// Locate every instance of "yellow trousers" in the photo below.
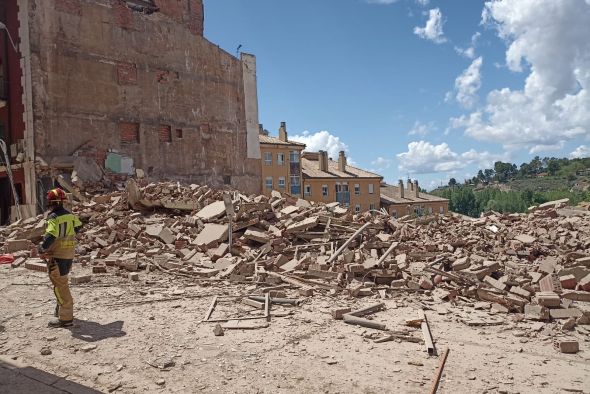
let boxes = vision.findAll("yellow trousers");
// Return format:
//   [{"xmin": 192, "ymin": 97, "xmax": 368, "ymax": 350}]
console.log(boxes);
[{"xmin": 48, "ymin": 261, "xmax": 74, "ymax": 321}]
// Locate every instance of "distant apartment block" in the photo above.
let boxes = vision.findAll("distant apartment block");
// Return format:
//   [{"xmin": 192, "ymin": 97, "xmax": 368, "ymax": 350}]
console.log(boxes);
[
  {"xmin": 301, "ymin": 151, "xmax": 383, "ymax": 213},
  {"xmin": 259, "ymin": 123, "xmax": 305, "ymax": 197},
  {"xmin": 380, "ymin": 179, "xmax": 449, "ymax": 218}
]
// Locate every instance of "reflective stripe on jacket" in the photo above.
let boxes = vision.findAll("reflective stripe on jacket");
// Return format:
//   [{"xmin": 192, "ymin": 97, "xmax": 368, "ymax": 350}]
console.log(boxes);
[{"xmin": 45, "ymin": 210, "xmax": 82, "ymax": 259}]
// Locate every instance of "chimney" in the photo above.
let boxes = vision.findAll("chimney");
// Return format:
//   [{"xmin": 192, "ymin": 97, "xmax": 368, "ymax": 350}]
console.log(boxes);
[
  {"xmin": 398, "ymin": 179, "xmax": 404, "ymax": 199},
  {"xmin": 338, "ymin": 151, "xmax": 347, "ymax": 172},
  {"xmin": 279, "ymin": 122, "xmax": 287, "ymax": 142},
  {"xmin": 318, "ymin": 150, "xmax": 327, "ymax": 172},
  {"xmin": 258, "ymin": 124, "xmax": 268, "ymax": 136},
  {"xmin": 413, "ymin": 180, "xmax": 419, "ymax": 197},
  {"xmin": 407, "ymin": 179, "xmax": 413, "ymax": 193}
]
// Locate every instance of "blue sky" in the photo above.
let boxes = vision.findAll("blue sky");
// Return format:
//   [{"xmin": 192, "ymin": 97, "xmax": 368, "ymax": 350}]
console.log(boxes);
[{"xmin": 204, "ymin": 0, "xmax": 590, "ymax": 190}]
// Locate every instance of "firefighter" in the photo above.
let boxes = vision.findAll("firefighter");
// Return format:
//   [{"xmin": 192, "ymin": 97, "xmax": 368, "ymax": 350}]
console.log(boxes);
[{"xmin": 38, "ymin": 188, "xmax": 83, "ymax": 328}]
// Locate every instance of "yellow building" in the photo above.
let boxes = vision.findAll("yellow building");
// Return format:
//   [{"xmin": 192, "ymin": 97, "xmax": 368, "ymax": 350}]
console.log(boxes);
[
  {"xmin": 380, "ymin": 179, "xmax": 449, "ymax": 218},
  {"xmin": 301, "ymin": 151, "xmax": 383, "ymax": 213},
  {"xmin": 259, "ymin": 123, "xmax": 306, "ymax": 197}
]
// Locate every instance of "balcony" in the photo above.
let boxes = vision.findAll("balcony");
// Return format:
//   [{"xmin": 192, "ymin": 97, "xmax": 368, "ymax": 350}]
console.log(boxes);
[
  {"xmin": 289, "ymin": 162, "xmax": 300, "ymax": 175},
  {"xmin": 336, "ymin": 191, "xmax": 350, "ymax": 205}
]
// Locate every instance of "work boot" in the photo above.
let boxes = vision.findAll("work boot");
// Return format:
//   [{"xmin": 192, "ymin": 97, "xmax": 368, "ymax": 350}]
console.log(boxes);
[{"xmin": 48, "ymin": 319, "xmax": 73, "ymax": 328}]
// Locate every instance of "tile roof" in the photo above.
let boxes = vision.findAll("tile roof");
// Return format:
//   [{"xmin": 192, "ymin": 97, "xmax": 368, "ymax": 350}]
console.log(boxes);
[
  {"xmin": 301, "ymin": 157, "xmax": 383, "ymax": 179},
  {"xmin": 380, "ymin": 184, "xmax": 449, "ymax": 204},
  {"xmin": 259, "ymin": 134, "xmax": 306, "ymax": 147}
]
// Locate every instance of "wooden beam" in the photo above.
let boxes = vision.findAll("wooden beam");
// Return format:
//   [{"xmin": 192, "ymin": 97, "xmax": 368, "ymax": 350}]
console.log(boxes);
[{"xmin": 429, "ymin": 348, "xmax": 450, "ymax": 394}]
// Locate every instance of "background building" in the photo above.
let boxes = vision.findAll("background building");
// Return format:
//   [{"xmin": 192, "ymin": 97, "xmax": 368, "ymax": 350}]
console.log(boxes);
[
  {"xmin": 0, "ymin": 0, "xmax": 262, "ymax": 224},
  {"xmin": 380, "ymin": 179, "xmax": 449, "ymax": 218},
  {"xmin": 259, "ymin": 122, "xmax": 305, "ymax": 197},
  {"xmin": 301, "ymin": 150, "xmax": 382, "ymax": 213}
]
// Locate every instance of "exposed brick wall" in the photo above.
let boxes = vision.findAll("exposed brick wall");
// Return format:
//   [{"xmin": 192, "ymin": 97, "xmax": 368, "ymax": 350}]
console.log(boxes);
[
  {"xmin": 113, "ymin": 0, "xmax": 134, "ymax": 29},
  {"xmin": 55, "ymin": 0, "xmax": 82, "ymax": 16},
  {"xmin": 187, "ymin": 0, "xmax": 204, "ymax": 36},
  {"xmin": 155, "ymin": 0, "xmax": 203, "ymax": 36},
  {"xmin": 158, "ymin": 125, "xmax": 172, "ymax": 142},
  {"xmin": 120, "ymin": 122, "xmax": 140, "ymax": 143},
  {"xmin": 28, "ymin": 0, "xmax": 261, "ymax": 194},
  {"xmin": 117, "ymin": 63, "xmax": 137, "ymax": 85}
]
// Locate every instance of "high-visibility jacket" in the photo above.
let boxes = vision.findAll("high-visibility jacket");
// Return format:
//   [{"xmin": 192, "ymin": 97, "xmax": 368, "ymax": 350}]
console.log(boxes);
[{"xmin": 44, "ymin": 208, "xmax": 82, "ymax": 259}]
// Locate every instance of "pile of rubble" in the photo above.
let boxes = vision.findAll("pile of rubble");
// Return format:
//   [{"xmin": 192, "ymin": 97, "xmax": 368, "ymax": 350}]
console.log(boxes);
[{"xmin": 1, "ymin": 181, "xmax": 589, "ymax": 353}]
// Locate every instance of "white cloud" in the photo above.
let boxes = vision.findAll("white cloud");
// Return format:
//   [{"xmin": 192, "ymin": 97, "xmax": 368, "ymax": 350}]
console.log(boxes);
[
  {"xmin": 452, "ymin": 57, "xmax": 483, "ymax": 108},
  {"xmin": 290, "ymin": 131, "xmax": 349, "ymax": 160},
  {"xmin": 570, "ymin": 145, "xmax": 590, "ymax": 158},
  {"xmin": 416, "ymin": 0, "xmax": 430, "ymax": 6},
  {"xmin": 397, "ymin": 140, "xmax": 506, "ymax": 174},
  {"xmin": 371, "ymin": 157, "xmax": 392, "ymax": 171},
  {"xmin": 414, "ymin": 8, "xmax": 446, "ymax": 44},
  {"xmin": 408, "ymin": 120, "xmax": 435, "ymax": 136},
  {"xmin": 452, "ymin": 0, "xmax": 590, "ymax": 152},
  {"xmin": 455, "ymin": 32, "xmax": 481, "ymax": 59}
]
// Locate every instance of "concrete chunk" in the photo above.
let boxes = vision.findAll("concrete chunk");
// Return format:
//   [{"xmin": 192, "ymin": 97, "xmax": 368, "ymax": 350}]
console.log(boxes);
[
  {"xmin": 195, "ymin": 201, "xmax": 226, "ymax": 221},
  {"xmin": 193, "ymin": 224, "xmax": 228, "ymax": 248},
  {"xmin": 244, "ymin": 228, "xmax": 270, "ymax": 244}
]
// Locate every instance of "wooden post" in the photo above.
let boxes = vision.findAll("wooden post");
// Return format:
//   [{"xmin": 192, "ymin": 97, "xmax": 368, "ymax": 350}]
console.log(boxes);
[
  {"xmin": 327, "ymin": 222, "xmax": 372, "ymax": 264},
  {"xmin": 376, "ymin": 242, "xmax": 399, "ymax": 266}
]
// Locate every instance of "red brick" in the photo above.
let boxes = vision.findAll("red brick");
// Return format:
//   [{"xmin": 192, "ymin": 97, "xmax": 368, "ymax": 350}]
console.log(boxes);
[
  {"xmin": 539, "ymin": 273, "xmax": 562, "ymax": 293},
  {"xmin": 117, "ymin": 63, "xmax": 137, "ymax": 85},
  {"xmin": 559, "ymin": 274, "xmax": 577, "ymax": 290},
  {"xmin": 119, "ymin": 122, "xmax": 139, "ymax": 143},
  {"xmin": 578, "ymin": 274, "xmax": 590, "ymax": 292},
  {"xmin": 25, "ymin": 262, "xmax": 48, "ymax": 272},
  {"xmin": 113, "ymin": 1, "xmax": 134, "ymax": 29}
]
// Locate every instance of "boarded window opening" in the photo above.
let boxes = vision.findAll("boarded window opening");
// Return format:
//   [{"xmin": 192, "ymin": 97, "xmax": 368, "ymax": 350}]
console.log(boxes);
[
  {"xmin": 159, "ymin": 125, "xmax": 172, "ymax": 143},
  {"xmin": 120, "ymin": 122, "xmax": 140, "ymax": 144}
]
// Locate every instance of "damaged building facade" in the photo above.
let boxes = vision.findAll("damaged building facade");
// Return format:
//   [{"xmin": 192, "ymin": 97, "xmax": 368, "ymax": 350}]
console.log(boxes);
[{"xmin": 0, "ymin": 0, "xmax": 261, "ymax": 223}]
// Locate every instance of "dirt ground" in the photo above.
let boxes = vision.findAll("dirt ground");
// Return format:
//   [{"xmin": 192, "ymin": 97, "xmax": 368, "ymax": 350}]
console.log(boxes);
[{"xmin": 1, "ymin": 264, "xmax": 589, "ymax": 394}]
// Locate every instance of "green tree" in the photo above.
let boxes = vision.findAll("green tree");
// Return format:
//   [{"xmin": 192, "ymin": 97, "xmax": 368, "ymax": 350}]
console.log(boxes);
[{"xmin": 448, "ymin": 178, "xmax": 457, "ymax": 187}]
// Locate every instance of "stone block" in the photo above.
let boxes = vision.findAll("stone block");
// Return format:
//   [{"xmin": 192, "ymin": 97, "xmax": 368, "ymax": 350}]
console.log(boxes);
[
  {"xmin": 70, "ymin": 275, "xmax": 91, "ymax": 285},
  {"xmin": 452, "ymin": 256, "xmax": 470, "ymax": 271},
  {"xmin": 536, "ymin": 291, "xmax": 561, "ymax": 307},
  {"xmin": 524, "ymin": 304, "xmax": 549, "ymax": 321},
  {"xmin": 484, "ymin": 275, "xmax": 507, "ymax": 291},
  {"xmin": 92, "ymin": 265, "xmax": 107, "ymax": 274},
  {"xmin": 549, "ymin": 308, "xmax": 583, "ymax": 319},
  {"xmin": 558, "ymin": 341, "xmax": 579, "ymax": 354},
  {"xmin": 5, "ymin": 239, "xmax": 33, "ymax": 253},
  {"xmin": 332, "ymin": 308, "xmax": 352, "ymax": 320}
]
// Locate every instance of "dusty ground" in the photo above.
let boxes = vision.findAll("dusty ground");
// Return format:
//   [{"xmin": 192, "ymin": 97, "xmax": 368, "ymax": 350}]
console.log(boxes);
[{"xmin": 1, "ymin": 264, "xmax": 589, "ymax": 394}]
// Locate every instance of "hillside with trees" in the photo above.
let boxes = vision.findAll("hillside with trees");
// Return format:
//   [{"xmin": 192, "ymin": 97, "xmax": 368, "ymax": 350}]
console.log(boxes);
[{"xmin": 432, "ymin": 156, "xmax": 590, "ymax": 217}]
